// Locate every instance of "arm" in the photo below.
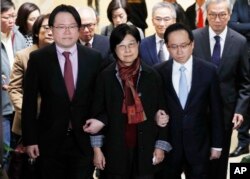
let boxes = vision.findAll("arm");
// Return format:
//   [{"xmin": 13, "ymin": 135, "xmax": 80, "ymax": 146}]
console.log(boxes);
[
  {"xmin": 228, "ymin": 1, "xmax": 250, "ymax": 33},
  {"xmin": 8, "ymin": 53, "xmax": 25, "ymax": 117}
]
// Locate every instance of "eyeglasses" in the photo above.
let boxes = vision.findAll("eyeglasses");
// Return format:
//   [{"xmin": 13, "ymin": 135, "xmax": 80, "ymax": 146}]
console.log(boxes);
[
  {"xmin": 167, "ymin": 41, "xmax": 192, "ymax": 51},
  {"xmin": 41, "ymin": 25, "xmax": 51, "ymax": 32},
  {"xmin": 80, "ymin": 23, "xmax": 95, "ymax": 30},
  {"xmin": 1, "ymin": 14, "xmax": 17, "ymax": 21},
  {"xmin": 154, "ymin": 17, "xmax": 173, "ymax": 23},
  {"xmin": 116, "ymin": 41, "xmax": 138, "ymax": 51},
  {"xmin": 52, "ymin": 25, "xmax": 79, "ymax": 32},
  {"xmin": 208, "ymin": 13, "xmax": 228, "ymax": 20}
]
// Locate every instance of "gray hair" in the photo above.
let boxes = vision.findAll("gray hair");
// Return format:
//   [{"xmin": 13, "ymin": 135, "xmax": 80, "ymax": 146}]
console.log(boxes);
[
  {"xmin": 206, "ymin": 0, "xmax": 231, "ymax": 13},
  {"xmin": 152, "ymin": 2, "xmax": 176, "ymax": 19}
]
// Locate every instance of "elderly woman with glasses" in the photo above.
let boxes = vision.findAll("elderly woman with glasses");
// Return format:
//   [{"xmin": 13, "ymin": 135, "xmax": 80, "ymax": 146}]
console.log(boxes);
[{"xmin": 86, "ymin": 24, "xmax": 172, "ymax": 179}]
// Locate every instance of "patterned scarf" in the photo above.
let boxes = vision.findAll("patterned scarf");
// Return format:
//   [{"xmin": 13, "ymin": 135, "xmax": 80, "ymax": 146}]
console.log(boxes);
[{"xmin": 117, "ymin": 57, "xmax": 147, "ymax": 124}]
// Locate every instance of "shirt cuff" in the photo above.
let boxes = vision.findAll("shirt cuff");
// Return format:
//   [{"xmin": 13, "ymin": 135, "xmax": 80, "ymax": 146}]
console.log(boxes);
[
  {"xmin": 211, "ymin": 147, "xmax": 222, "ymax": 151},
  {"xmin": 155, "ymin": 140, "xmax": 172, "ymax": 152},
  {"xmin": 90, "ymin": 135, "xmax": 104, "ymax": 148}
]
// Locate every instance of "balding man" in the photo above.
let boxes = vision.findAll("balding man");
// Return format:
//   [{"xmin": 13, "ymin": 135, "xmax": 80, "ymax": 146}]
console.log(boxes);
[{"xmin": 78, "ymin": 7, "xmax": 111, "ymax": 62}]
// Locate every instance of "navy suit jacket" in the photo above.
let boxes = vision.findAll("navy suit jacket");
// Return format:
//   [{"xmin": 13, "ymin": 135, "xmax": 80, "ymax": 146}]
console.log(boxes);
[
  {"xmin": 193, "ymin": 27, "xmax": 250, "ymax": 130},
  {"xmin": 22, "ymin": 43, "xmax": 103, "ymax": 158},
  {"xmin": 156, "ymin": 58, "xmax": 224, "ymax": 164},
  {"xmin": 92, "ymin": 34, "xmax": 111, "ymax": 61},
  {"xmin": 229, "ymin": 0, "xmax": 250, "ymax": 37},
  {"xmin": 140, "ymin": 35, "xmax": 162, "ymax": 66}
]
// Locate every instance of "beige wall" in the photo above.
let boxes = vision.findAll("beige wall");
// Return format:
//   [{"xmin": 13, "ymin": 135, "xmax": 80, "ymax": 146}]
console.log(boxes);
[{"xmin": 13, "ymin": 0, "xmax": 195, "ymax": 36}]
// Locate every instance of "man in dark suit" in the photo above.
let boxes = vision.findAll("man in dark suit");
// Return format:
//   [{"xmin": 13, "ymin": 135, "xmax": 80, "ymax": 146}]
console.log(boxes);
[
  {"xmin": 78, "ymin": 7, "xmax": 111, "ymax": 61},
  {"xmin": 156, "ymin": 23, "xmax": 224, "ymax": 179},
  {"xmin": 185, "ymin": 0, "xmax": 206, "ymax": 30},
  {"xmin": 192, "ymin": 0, "xmax": 250, "ymax": 179},
  {"xmin": 22, "ymin": 5, "xmax": 103, "ymax": 179},
  {"xmin": 140, "ymin": 1, "xmax": 176, "ymax": 66},
  {"xmin": 228, "ymin": 0, "xmax": 250, "ymax": 157}
]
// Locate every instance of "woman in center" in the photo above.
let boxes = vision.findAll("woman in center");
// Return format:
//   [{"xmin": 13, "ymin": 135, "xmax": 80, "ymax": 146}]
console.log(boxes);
[{"xmin": 90, "ymin": 24, "xmax": 171, "ymax": 179}]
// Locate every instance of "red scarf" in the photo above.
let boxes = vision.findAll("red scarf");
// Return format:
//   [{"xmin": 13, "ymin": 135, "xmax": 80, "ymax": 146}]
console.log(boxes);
[{"xmin": 117, "ymin": 57, "xmax": 147, "ymax": 124}]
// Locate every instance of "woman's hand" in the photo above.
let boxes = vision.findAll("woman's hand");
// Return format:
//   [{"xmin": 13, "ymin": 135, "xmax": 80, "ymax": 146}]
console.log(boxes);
[{"xmin": 155, "ymin": 109, "xmax": 169, "ymax": 127}]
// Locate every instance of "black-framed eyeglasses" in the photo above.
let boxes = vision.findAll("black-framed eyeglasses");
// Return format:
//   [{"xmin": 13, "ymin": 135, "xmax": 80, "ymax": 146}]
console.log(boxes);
[
  {"xmin": 80, "ymin": 23, "xmax": 95, "ymax": 30},
  {"xmin": 167, "ymin": 41, "xmax": 192, "ymax": 51}
]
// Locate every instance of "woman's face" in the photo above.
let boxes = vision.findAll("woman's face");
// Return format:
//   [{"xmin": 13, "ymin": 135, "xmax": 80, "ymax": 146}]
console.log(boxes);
[
  {"xmin": 27, "ymin": 9, "xmax": 40, "ymax": 33},
  {"xmin": 112, "ymin": 8, "xmax": 127, "ymax": 27},
  {"xmin": 38, "ymin": 18, "xmax": 53, "ymax": 46},
  {"xmin": 115, "ymin": 34, "xmax": 139, "ymax": 66}
]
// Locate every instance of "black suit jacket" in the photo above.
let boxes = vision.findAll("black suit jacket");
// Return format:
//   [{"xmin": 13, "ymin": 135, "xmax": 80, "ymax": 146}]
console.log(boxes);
[
  {"xmin": 22, "ymin": 43, "xmax": 103, "ymax": 157},
  {"xmin": 91, "ymin": 61, "xmax": 168, "ymax": 175},
  {"xmin": 193, "ymin": 27, "xmax": 250, "ymax": 130},
  {"xmin": 185, "ymin": 3, "xmax": 196, "ymax": 30},
  {"xmin": 156, "ymin": 58, "xmax": 224, "ymax": 165}
]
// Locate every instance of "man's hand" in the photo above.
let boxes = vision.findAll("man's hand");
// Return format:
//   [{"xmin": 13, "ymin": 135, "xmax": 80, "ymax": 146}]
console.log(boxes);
[
  {"xmin": 152, "ymin": 148, "xmax": 165, "ymax": 165},
  {"xmin": 232, "ymin": 113, "xmax": 244, "ymax": 129},
  {"xmin": 26, "ymin": 145, "xmax": 40, "ymax": 159},
  {"xmin": 83, "ymin": 119, "xmax": 105, "ymax": 134},
  {"xmin": 155, "ymin": 109, "xmax": 169, "ymax": 127},
  {"xmin": 93, "ymin": 147, "xmax": 105, "ymax": 170},
  {"xmin": 210, "ymin": 148, "xmax": 221, "ymax": 160}
]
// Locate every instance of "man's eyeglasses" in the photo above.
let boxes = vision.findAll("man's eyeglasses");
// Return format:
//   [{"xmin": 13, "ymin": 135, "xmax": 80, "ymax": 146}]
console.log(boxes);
[
  {"xmin": 52, "ymin": 25, "xmax": 79, "ymax": 32},
  {"xmin": 154, "ymin": 17, "xmax": 173, "ymax": 23},
  {"xmin": 41, "ymin": 25, "xmax": 51, "ymax": 32},
  {"xmin": 1, "ymin": 14, "xmax": 17, "ymax": 21},
  {"xmin": 80, "ymin": 23, "xmax": 95, "ymax": 30},
  {"xmin": 208, "ymin": 13, "xmax": 228, "ymax": 20},
  {"xmin": 167, "ymin": 41, "xmax": 192, "ymax": 51}
]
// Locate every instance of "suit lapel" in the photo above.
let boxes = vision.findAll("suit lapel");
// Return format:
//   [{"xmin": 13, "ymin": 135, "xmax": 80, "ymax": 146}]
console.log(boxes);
[
  {"xmin": 149, "ymin": 35, "xmax": 160, "ymax": 64},
  {"xmin": 202, "ymin": 28, "xmax": 212, "ymax": 61},
  {"xmin": 219, "ymin": 29, "xmax": 233, "ymax": 73}
]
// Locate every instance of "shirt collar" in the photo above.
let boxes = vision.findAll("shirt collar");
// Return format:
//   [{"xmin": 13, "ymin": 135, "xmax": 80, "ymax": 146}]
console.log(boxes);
[
  {"xmin": 56, "ymin": 44, "xmax": 77, "ymax": 55},
  {"xmin": 209, "ymin": 26, "xmax": 228, "ymax": 41},
  {"xmin": 195, "ymin": 2, "xmax": 206, "ymax": 11},
  {"xmin": 155, "ymin": 34, "xmax": 164, "ymax": 43},
  {"xmin": 79, "ymin": 37, "xmax": 94, "ymax": 46},
  {"xmin": 173, "ymin": 55, "xmax": 193, "ymax": 70}
]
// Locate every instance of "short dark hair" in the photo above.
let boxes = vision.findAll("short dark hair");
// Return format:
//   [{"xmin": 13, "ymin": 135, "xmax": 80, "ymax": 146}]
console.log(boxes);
[
  {"xmin": 110, "ymin": 24, "xmax": 140, "ymax": 59},
  {"xmin": 1, "ymin": 0, "xmax": 15, "ymax": 13},
  {"xmin": 48, "ymin": 4, "xmax": 81, "ymax": 28},
  {"xmin": 164, "ymin": 23, "xmax": 194, "ymax": 44},
  {"xmin": 32, "ymin": 14, "xmax": 50, "ymax": 45},
  {"xmin": 16, "ymin": 2, "xmax": 40, "ymax": 35},
  {"xmin": 107, "ymin": 0, "xmax": 130, "ymax": 24}
]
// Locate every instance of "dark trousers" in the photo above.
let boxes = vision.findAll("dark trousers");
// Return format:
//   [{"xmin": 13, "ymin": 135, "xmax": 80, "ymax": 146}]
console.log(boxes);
[
  {"xmin": 99, "ymin": 148, "xmax": 154, "ymax": 179},
  {"xmin": 37, "ymin": 134, "xmax": 94, "ymax": 179},
  {"xmin": 208, "ymin": 128, "xmax": 232, "ymax": 179}
]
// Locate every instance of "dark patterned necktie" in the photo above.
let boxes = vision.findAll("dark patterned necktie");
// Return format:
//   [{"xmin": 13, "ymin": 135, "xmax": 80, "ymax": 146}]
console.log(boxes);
[
  {"xmin": 62, "ymin": 51, "xmax": 74, "ymax": 100},
  {"xmin": 158, "ymin": 40, "xmax": 165, "ymax": 62},
  {"xmin": 211, "ymin": 35, "xmax": 221, "ymax": 67},
  {"xmin": 85, "ymin": 42, "xmax": 91, "ymax": 48}
]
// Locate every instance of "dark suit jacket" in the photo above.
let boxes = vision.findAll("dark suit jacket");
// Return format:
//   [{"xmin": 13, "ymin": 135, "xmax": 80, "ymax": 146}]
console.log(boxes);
[
  {"xmin": 185, "ymin": 3, "xmax": 196, "ymax": 30},
  {"xmin": 22, "ymin": 43, "xmax": 103, "ymax": 158},
  {"xmin": 193, "ymin": 27, "xmax": 250, "ymax": 130},
  {"xmin": 228, "ymin": 0, "xmax": 250, "ymax": 38},
  {"xmin": 156, "ymin": 58, "xmax": 224, "ymax": 165},
  {"xmin": 92, "ymin": 34, "xmax": 111, "ymax": 61},
  {"xmin": 91, "ymin": 61, "xmax": 168, "ymax": 175},
  {"xmin": 140, "ymin": 35, "xmax": 161, "ymax": 66}
]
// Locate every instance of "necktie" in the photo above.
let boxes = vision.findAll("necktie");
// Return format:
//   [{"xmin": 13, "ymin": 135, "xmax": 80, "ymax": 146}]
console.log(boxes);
[
  {"xmin": 179, "ymin": 66, "xmax": 188, "ymax": 109},
  {"xmin": 62, "ymin": 51, "xmax": 74, "ymax": 100},
  {"xmin": 211, "ymin": 36, "xmax": 221, "ymax": 67},
  {"xmin": 85, "ymin": 42, "xmax": 91, "ymax": 48},
  {"xmin": 197, "ymin": 7, "xmax": 204, "ymax": 28},
  {"xmin": 158, "ymin": 40, "xmax": 165, "ymax": 62}
]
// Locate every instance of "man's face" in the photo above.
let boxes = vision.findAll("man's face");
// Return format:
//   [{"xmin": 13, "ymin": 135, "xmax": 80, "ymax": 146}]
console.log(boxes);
[
  {"xmin": 152, "ymin": 7, "xmax": 176, "ymax": 38},
  {"xmin": 79, "ymin": 13, "xmax": 96, "ymax": 42},
  {"xmin": 1, "ymin": 7, "xmax": 16, "ymax": 34},
  {"xmin": 207, "ymin": 1, "xmax": 230, "ymax": 34},
  {"xmin": 51, "ymin": 12, "xmax": 79, "ymax": 49},
  {"xmin": 167, "ymin": 30, "xmax": 194, "ymax": 64}
]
